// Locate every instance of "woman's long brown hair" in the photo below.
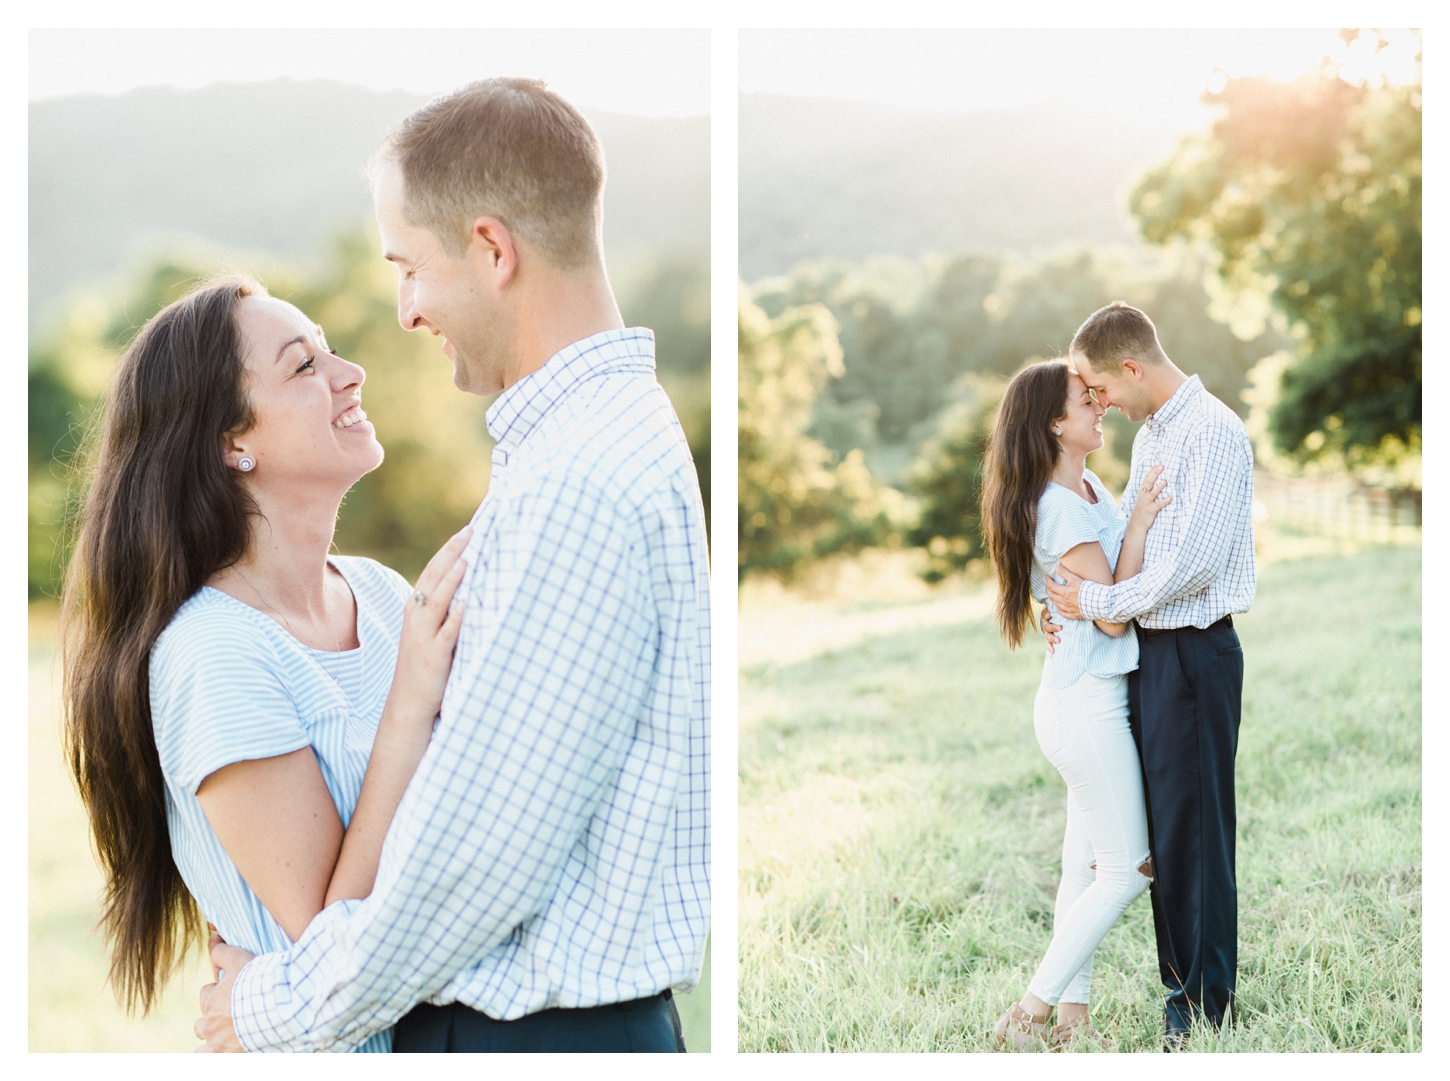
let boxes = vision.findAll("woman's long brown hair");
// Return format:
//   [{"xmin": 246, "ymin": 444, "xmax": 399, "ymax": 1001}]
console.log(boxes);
[
  {"xmin": 61, "ymin": 275, "xmax": 264, "ymax": 1012},
  {"xmin": 980, "ymin": 359, "xmax": 1071, "ymax": 649}
]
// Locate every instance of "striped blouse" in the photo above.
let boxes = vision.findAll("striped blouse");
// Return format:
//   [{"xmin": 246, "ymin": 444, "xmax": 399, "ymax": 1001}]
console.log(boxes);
[
  {"xmin": 1032, "ymin": 471, "xmax": 1140, "ymax": 689},
  {"xmin": 149, "ymin": 555, "xmax": 412, "ymax": 1054}
]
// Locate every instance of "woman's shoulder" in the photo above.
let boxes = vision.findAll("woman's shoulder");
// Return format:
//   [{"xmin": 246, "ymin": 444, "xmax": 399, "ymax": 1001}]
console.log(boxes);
[
  {"xmin": 1037, "ymin": 481, "xmax": 1092, "ymax": 519},
  {"xmin": 149, "ymin": 591, "xmax": 312, "ymax": 774},
  {"xmin": 331, "ymin": 554, "xmax": 412, "ymax": 608},
  {"xmin": 1034, "ymin": 482, "xmax": 1103, "ymax": 556},
  {"xmin": 150, "ymin": 591, "xmax": 302, "ymax": 710},
  {"xmin": 152, "ymin": 588, "xmax": 281, "ymax": 668},
  {"xmin": 1081, "ymin": 469, "xmax": 1121, "ymax": 510},
  {"xmin": 150, "ymin": 599, "xmax": 315, "ymax": 794}
]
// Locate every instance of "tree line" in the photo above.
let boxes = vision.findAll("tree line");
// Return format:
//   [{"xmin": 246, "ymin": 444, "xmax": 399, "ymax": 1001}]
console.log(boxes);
[{"xmin": 740, "ymin": 62, "xmax": 1420, "ymax": 583}]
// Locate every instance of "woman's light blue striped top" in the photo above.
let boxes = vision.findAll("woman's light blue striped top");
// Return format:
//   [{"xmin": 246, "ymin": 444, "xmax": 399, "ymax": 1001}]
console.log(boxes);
[
  {"xmin": 1032, "ymin": 470, "xmax": 1140, "ymax": 689},
  {"xmin": 150, "ymin": 556, "xmax": 410, "ymax": 1054}
]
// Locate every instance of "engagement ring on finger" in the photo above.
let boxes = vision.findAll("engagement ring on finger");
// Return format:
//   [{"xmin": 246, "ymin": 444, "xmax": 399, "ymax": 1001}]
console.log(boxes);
[{"xmin": 412, "ymin": 590, "xmax": 428, "ymax": 607}]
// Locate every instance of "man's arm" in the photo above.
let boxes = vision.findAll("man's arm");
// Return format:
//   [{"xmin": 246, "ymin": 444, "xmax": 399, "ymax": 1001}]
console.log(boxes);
[
  {"xmin": 1070, "ymin": 427, "xmax": 1249, "ymax": 623},
  {"xmin": 224, "ymin": 476, "xmax": 658, "ymax": 1052}
]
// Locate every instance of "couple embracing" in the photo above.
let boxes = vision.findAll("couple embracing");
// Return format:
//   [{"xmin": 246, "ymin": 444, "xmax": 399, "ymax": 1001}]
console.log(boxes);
[
  {"xmin": 62, "ymin": 79, "xmax": 709, "ymax": 1053},
  {"xmin": 983, "ymin": 302, "xmax": 1255, "ymax": 1050}
]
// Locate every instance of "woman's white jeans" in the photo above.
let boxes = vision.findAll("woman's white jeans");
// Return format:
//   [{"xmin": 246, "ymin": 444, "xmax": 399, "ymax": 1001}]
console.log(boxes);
[{"xmin": 1026, "ymin": 671, "xmax": 1151, "ymax": 1006}]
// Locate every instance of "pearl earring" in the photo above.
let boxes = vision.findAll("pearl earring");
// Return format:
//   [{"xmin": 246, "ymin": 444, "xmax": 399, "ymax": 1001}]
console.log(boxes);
[
  {"xmin": 238, "ymin": 456, "xmax": 255, "ymax": 472},
  {"xmin": 1053, "ymin": 428, "xmax": 1062, "ymax": 436}
]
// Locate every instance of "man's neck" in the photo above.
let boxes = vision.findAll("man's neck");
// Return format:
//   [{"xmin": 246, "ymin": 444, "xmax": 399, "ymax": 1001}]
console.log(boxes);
[
  {"xmin": 1145, "ymin": 360, "xmax": 1190, "ymax": 416},
  {"xmin": 504, "ymin": 262, "xmax": 624, "ymax": 391}
]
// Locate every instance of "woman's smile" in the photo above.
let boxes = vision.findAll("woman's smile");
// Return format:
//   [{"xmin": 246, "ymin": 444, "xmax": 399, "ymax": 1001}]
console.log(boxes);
[{"xmin": 333, "ymin": 403, "xmax": 370, "ymax": 431}]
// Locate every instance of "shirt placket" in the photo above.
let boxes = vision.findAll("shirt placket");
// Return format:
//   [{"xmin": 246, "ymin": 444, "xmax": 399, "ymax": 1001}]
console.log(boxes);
[{"xmin": 1135, "ymin": 417, "xmax": 1165, "ymax": 625}]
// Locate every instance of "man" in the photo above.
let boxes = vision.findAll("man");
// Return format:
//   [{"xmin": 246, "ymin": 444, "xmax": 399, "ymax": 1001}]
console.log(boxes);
[
  {"xmin": 1043, "ymin": 301, "xmax": 1254, "ymax": 1047},
  {"xmin": 196, "ymin": 78, "xmax": 709, "ymax": 1053}
]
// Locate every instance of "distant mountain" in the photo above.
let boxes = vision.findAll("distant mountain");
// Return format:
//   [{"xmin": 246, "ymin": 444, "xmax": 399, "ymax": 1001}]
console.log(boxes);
[
  {"xmin": 740, "ymin": 93, "xmax": 1194, "ymax": 280},
  {"xmin": 29, "ymin": 80, "xmax": 708, "ymax": 333}
]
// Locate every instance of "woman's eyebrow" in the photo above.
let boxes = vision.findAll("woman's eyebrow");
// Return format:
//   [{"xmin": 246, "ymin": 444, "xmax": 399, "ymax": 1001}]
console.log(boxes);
[{"xmin": 274, "ymin": 335, "xmax": 308, "ymax": 364}]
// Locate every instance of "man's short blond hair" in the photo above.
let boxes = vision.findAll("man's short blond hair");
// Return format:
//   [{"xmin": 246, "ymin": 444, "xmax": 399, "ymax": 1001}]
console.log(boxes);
[
  {"xmin": 1070, "ymin": 301, "xmax": 1169, "ymax": 372},
  {"xmin": 374, "ymin": 77, "xmax": 605, "ymax": 269}
]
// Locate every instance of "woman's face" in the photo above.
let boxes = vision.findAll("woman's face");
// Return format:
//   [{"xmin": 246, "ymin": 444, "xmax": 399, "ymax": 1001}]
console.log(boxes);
[
  {"xmin": 1055, "ymin": 371, "xmax": 1106, "ymax": 456},
  {"xmin": 230, "ymin": 295, "xmax": 384, "ymax": 493}
]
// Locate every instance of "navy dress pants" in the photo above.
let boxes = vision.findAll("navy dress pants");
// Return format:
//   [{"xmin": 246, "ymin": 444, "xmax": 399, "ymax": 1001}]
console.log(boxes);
[
  {"xmin": 392, "ymin": 990, "xmax": 686, "ymax": 1052},
  {"xmin": 1128, "ymin": 616, "xmax": 1244, "ymax": 1032}
]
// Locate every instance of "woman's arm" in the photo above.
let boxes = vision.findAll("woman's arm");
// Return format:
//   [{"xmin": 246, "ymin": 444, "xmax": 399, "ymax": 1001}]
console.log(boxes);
[
  {"xmin": 195, "ymin": 751, "xmax": 344, "ymax": 941},
  {"xmin": 322, "ymin": 571, "xmax": 463, "ymax": 906},
  {"xmin": 1055, "ymin": 541, "xmax": 1128, "ymax": 638},
  {"xmin": 1114, "ymin": 464, "xmax": 1172, "ymax": 583},
  {"xmin": 196, "ymin": 527, "xmax": 471, "ymax": 941}
]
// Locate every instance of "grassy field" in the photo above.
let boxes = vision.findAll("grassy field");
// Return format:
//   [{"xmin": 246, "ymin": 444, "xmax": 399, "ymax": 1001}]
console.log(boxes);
[
  {"xmin": 739, "ymin": 545, "xmax": 1421, "ymax": 1052},
  {"xmin": 28, "ymin": 608, "xmax": 710, "ymax": 1052}
]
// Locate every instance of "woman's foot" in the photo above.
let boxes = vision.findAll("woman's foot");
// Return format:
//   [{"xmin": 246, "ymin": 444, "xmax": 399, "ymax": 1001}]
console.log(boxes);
[
  {"xmin": 992, "ymin": 1003, "xmax": 1052, "ymax": 1052},
  {"xmin": 1049, "ymin": 1014, "xmax": 1114, "ymax": 1052}
]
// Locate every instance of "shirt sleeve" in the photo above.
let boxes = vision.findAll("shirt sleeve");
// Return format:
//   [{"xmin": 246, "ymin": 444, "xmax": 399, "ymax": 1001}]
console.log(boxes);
[
  {"xmin": 151, "ymin": 614, "xmax": 311, "ymax": 796},
  {"xmin": 377, "ymin": 562, "xmax": 414, "ymax": 606},
  {"xmin": 1079, "ymin": 424, "xmax": 1251, "ymax": 623},
  {"xmin": 230, "ymin": 467, "xmax": 659, "ymax": 1052},
  {"xmin": 1036, "ymin": 488, "xmax": 1105, "ymax": 568},
  {"xmin": 338, "ymin": 556, "xmax": 412, "ymax": 608}
]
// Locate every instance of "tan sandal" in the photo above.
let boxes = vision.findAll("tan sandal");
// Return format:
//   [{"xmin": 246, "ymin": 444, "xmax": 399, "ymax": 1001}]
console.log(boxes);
[
  {"xmin": 992, "ymin": 1003, "xmax": 1052, "ymax": 1052},
  {"xmin": 1049, "ymin": 1016, "xmax": 1115, "ymax": 1051}
]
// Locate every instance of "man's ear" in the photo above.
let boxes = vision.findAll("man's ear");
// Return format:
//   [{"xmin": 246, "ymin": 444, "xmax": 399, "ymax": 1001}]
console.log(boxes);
[
  {"xmin": 1121, "ymin": 358, "xmax": 1145, "ymax": 383},
  {"xmin": 468, "ymin": 216, "xmax": 518, "ymax": 288}
]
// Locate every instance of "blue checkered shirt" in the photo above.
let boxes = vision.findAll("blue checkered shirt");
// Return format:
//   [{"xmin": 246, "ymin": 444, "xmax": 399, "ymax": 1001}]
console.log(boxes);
[
  {"xmin": 1077, "ymin": 375, "xmax": 1257, "ymax": 629},
  {"xmin": 231, "ymin": 328, "xmax": 711, "ymax": 1051}
]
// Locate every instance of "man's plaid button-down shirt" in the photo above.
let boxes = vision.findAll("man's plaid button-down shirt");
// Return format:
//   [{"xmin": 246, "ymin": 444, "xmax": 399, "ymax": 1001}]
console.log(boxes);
[
  {"xmin": 232, "ymin": 328, "xmax": 710, "ymax": 1051},
  {"xmin": 1078, "ymin": 374, "xmax": 1256, "ymax": 630}
]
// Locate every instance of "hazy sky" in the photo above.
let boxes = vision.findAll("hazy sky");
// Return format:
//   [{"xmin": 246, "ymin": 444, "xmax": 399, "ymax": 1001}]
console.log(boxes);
[
  {"xmin": 740, "ymin": 28, "xmax": 1420, "ymax": 129},
  {"xmin": 29, "ymin": 28, "xmax": 711, "ymax": 116}
]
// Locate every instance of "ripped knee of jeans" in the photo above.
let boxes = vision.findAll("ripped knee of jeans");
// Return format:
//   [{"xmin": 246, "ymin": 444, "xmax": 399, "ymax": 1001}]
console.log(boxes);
[{"xmin": 1088, "ymin": 859, "xmax": 1154, "ymax": 879}]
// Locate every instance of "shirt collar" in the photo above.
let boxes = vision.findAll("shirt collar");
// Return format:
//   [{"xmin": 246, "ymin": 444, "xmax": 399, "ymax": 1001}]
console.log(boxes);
[
  {"xmin": 485, "ymin": 327, "xmax": 656, "ymax": 449},
  {"xmin": 1146, "ymin": 373, "xmax": 1201, "ymax": 430}
]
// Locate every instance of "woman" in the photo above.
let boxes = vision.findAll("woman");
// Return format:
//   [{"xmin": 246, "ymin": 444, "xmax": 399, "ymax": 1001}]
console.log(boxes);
[
  {"xmin": 980, "ymin": 358, "xmax": 1170, "ymax": 1051},
  {"xmin": 61, "ymin": 275, "xmax": 470, "ymax": 1053}
]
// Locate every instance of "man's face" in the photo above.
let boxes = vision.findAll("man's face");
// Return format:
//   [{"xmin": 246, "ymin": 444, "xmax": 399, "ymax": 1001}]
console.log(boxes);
[
  {"xmin": 373, "ymin": 160, "xmax": 507, "ymax": 396},
  {"xmin": 1071, "ymin": 351, "xmax": 1153, "ymax": 423}
]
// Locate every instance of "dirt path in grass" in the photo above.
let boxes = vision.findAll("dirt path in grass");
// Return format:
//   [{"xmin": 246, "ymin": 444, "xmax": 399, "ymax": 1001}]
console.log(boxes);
[{"xmin": 739, "ymin": 586, "xmax": 997, "ymax": 668}]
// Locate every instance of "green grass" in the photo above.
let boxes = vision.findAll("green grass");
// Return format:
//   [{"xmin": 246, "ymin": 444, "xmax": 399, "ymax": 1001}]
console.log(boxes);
[
  {"xmin": 738, "ymin": 547, "xmax": 1421, "ymax": 1052},
  {"xmin": 29, "ymin": 609, "xmax": 710, "ymax": 1052}
]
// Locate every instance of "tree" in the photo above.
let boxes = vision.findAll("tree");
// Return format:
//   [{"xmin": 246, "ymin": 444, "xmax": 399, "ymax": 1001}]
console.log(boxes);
[
  {"xmin": 749, "ymin": 249, "xmax": 1284, "ymax": 479},
  {"xmin": 905, "ymin": 376, "xmax": 1002, "ymax": 583},
  {"xmin": 1131, "ymin": 45, "xmax": 1421, "ymax": 469},
  {"xmin": 738, "ymin": 294, "xmax": 895, "ymax": 582}
]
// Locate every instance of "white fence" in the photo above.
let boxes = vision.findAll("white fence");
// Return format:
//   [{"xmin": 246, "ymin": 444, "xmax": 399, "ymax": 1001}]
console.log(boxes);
[{"xmin": 1253, "ymin": 470, "xmax": 1421, "ymax": 546}]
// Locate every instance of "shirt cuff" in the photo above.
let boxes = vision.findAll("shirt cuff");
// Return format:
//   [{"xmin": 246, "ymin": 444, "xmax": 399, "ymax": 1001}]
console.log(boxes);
[
  {"xmin": 230, "ymin": 899, "xmax": 384, "ymax": 1053},
  {"xmin": 1078, "ymin": 579, "xmax": 1113, "ymax": 621},
  {"xmin": 231, "ymin": 950, "xmax": 297, "ymax": 1053}
]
